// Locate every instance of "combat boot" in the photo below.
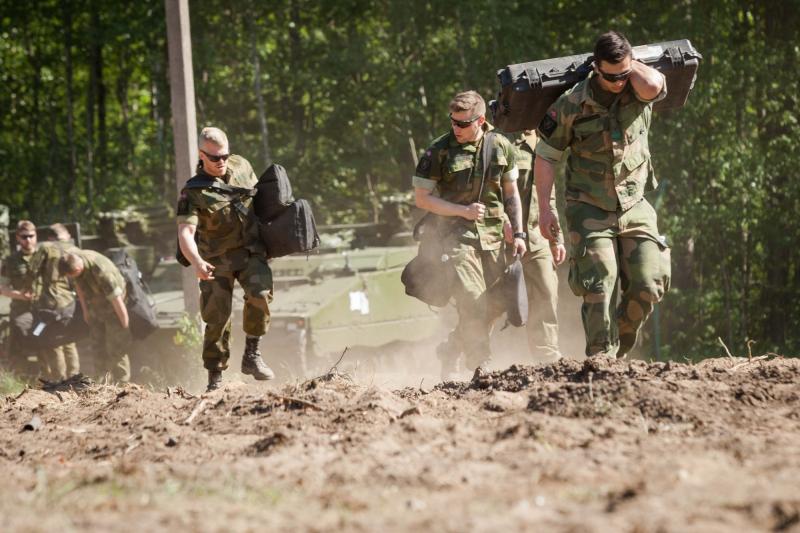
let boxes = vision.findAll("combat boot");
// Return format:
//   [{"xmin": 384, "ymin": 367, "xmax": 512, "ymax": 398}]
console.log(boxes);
[
  {"xmin": 207, "ymin": 370, "xmax": 223, "ymax": 392},
  {"xmin": 241, "ymin": 336, "xmax": 275, "ymax": 381}
]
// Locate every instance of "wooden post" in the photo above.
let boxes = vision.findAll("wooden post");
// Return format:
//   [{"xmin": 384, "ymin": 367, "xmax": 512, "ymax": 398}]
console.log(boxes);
[{"xmin": 165, "ymin": 0, "xmax": 200, "ymax": 315}]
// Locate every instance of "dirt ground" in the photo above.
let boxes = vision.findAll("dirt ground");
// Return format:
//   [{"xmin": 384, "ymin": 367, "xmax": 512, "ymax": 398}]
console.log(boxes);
[{"xmin": 1, "ymin": 355, "xmax": 799, "ymax": 533}]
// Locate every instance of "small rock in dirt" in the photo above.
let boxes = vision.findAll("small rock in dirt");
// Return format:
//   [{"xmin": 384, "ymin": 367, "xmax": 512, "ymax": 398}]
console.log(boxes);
[
  {"xmin": 165, "ymin": 437, "xmax": 178, "ymax": 447},
  {"xmin": 399, "ymin": 406, "xmax": 421, "ymax": 419},
  {"xmin": 249, "ymin": 432, "xmax": 289, "ymax": 456},
  {"xmin": 406, "ymin": 498, "xmax": 426, "ymax": 511}
]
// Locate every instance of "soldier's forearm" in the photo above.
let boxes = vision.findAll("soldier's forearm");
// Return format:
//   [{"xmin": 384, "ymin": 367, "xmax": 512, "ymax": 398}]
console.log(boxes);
[
  {"xmin": 414, "ymin": 188, "xmax": 473, "ymax": 219},
  {"xmin": 503, "ymin": 192, "xmax": 523, "ymax": 233},
  {"xmin": 534, "ymin": 156, "xmax": 557, "ymax": 215},
  {"xmin": 178, "ymin": 224, "xmax": 204, "ymax": 266},
  {"xmin": 629, "ymin": 60, "xmax": 663, "ymax": 101}
]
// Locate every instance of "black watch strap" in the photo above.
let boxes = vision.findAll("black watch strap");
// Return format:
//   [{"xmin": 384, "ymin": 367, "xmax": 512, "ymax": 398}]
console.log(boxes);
[{"xmin": 513, "ymin": 232, "xmax": 527, "ymax": 239}]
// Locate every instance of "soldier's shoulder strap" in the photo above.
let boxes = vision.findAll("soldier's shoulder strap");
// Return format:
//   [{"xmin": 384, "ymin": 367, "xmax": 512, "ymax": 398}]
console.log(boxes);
[
  {"xmin": 475, "ymin": 131, "xmax": 496, "ymax": 201},
  {"xmin": 182, "ymin": 176, "xmax": 255, "ymax": 197}
]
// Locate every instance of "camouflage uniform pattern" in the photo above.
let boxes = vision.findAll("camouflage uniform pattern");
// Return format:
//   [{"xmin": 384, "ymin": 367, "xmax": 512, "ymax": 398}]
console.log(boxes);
[
  {"xmin": 177, "ymin": 155, "xmax": 273, "ymax": 371},
  {"xmin": 73, "ymin": 249, "xmax": 131, "ymax": 381},
  {"xmin": 1, "ymin": 249, "xmax": 33, "ymax": 318},
  {"xmin": 25, "ymin": 241, "xmax": 80, "ymax": 380},
  {"xmin": 511, "ymin": 131, "xmax": 561, "ymax": 360},
  {"xmin": 413, "ymin": 124, "xmax": 517, "ymax": 368},
  {"xmin": 536, "ymin": 73, "xmax": 670, "ymax": 357},
  {"xmin": 1, "ymin": 249, "xmax": 34, "ymax": 370}
]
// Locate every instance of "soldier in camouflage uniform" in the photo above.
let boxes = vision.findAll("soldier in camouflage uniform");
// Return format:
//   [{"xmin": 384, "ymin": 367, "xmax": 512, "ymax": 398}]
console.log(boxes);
[
  {"xmin": 23, "ymin": 224, "xmax": 81, "ymax": 380},
  {"xmin": 414, "ymin": 91, "xmax": 526, "ymax": 380},
  {"xmin": 535, "ymin": 31, "xmax": 671, "ymax": 359},
  {"xmin": 177, "ymin": 127, "xmax": 274, "ymax": 391},
  {"xmin": 508, "ymin": 130, "xmax": 567, "ymax": 362},
  {"xmin": 59, "ymin": 249, "xmax": 131, "ymax": 381},
  {"xmin": 0, "ymin": 221, "xmax": 37, "ymax": 373}
]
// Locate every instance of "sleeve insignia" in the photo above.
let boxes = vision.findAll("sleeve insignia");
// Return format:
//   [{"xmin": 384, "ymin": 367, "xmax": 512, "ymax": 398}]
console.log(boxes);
[
  {"xmin": 538, "ymin": 110, "xmax": 558, "ymax": 138},
  {"xmin": 415, "ymin": 154, "xmax": 432, "ymax": 177},
  {"xmin": 176, "ymin": 192, "xmax": 190, "ymax": 216}
]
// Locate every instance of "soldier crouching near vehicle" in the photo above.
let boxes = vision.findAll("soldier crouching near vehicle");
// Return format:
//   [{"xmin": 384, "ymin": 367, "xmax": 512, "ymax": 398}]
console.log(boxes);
[
  {"xmin": 414, "ymin": 91, "xmax": 526, "ymax": 381},
  {"xmin": 22, "ymin": 223, "xmax": 81, "ymax": 380},
  {"xmin": 59, "ymin": 250, "xmax": 131, "ymax": 382},
  {"xmin": 534, "ymin": 31, "xmax": 671, "ymax": 359},
  {"xmin": 177, "ymin": 126, "xmax": 274, "ymax": 392}
]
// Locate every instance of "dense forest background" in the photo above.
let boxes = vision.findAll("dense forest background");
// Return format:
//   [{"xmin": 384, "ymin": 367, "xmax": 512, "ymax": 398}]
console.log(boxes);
[{"xmin": 1, "ymin": 0, "xmax": 798, "ymax": 359}]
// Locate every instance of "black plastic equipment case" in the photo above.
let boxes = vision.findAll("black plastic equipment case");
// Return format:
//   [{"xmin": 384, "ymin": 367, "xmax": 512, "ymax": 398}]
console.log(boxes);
[{"xmin": 491, "ymin": 39, "xmax": 702, "ymax": 133}]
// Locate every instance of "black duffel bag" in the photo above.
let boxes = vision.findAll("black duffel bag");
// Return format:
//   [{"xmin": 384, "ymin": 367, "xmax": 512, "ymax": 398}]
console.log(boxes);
[
  {"xmin": 254, "ymin": 163, "xmax": 294, "ymax": 222},
  {"xmin": 401, "ymin": 214, "xmax": 454, "ymax": 308},
  {"xmin": 259, "ymin": 199, "xmax": 320, "ymax": 259}
]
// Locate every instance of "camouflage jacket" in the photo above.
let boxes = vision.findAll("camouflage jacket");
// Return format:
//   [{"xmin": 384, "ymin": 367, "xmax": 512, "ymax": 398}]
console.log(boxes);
[
  {"xmin": 535, "ymin": 72, "xmax": 667, "ymax": 212},
  {"xmin": 509, "ymin": 131, "xmax": 563, "ymax": 249},
  {"xmin": 412, "ymin": 123, "xmax": 518, "ymax": 251},
  {"xmin": 73, "ymin": 249, "xmax": 125, "ymax": 311},
  {"xmin": 25, "ymin": 241, "xmax": 78, "ymax": 311},
  {"xmin": 176, "ymin": 155, "xmax": 263, "ymax": 271},
  {"xmin": 0, "ymin": 249, "xmax": 33, "ymax": 317}
]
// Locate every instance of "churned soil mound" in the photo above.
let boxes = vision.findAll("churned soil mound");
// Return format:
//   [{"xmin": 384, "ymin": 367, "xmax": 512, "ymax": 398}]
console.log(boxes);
[{"xmin": 1, "ymin": 356, "xmax": 799, "ymax": 532}]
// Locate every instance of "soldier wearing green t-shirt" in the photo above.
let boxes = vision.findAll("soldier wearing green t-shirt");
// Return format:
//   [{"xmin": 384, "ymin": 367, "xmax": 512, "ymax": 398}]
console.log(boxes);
[
  {"xmin": 59, "ymin": 249, "xmax": 131, "ymax": 382},
  {"xmin": 534, "ymin": 31, "xmax": 671, "ymax": 359},
  {"xmin": 177, "ymin": 127, "xmax": 274, "ymax": 392},
  {"xmin": 413, "ymin": 91, "xmax": 526, "ymax": 380}
]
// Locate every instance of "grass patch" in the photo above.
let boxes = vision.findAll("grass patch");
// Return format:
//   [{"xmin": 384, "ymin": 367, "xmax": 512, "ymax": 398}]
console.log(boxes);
[{"xmin": 0, "ymin": 368, "xmax": 27, "ymax": 396}]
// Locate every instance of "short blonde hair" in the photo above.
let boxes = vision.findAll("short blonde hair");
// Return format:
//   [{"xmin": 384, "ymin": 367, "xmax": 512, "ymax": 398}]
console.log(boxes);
[
  {"xmin": 16, "ymin": 220, "xmax": 35, "ymax": 235},
  {"xmin": 449, "ymin": 91, "xmax": 486, "ymax": 117},
  {"xmin": 199, "ymin": 126, "xmax": 228, "ymax": 149}
]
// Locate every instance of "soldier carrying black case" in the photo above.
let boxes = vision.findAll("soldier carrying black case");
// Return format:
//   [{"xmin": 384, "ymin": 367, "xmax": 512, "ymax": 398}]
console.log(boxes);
[{"xmin": 491, "ymin": 39, "xmax": 702, "ymax": 133}]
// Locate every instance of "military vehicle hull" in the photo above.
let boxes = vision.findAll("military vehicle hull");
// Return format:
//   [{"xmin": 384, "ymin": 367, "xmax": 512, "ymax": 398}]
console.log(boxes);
[{"xmin": 139, "ymin": 245, "xmax": 445, "ymax": 380}]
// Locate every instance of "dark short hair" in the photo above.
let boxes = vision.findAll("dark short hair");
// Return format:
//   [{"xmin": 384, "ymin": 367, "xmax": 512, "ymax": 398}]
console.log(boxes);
[
  {"xmin": 58, "ymin": 252, "xmax": 83, "ymax": 276},
  {"xmin": 594, "ymin": 31, "xmax": 632, "ymax": 64}
]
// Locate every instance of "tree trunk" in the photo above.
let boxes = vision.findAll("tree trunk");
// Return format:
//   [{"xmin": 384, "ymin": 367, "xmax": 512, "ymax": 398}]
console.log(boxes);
[{"xmin": 61, "ymin": 0, "xmax": 78, "ymax": 218}]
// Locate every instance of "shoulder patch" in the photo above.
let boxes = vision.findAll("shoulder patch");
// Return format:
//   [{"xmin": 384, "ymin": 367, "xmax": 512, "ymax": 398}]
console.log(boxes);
[
  {"xmin": 538, "ymin": 109, "xmax": 558, "ymax": 139},
  {"xmin": 176, "ymin": 191, "xmax": 190, "ymax": 216},
  {"xmin": 415, "ymin": 152, "xmax": 433, "ymax": 177}
]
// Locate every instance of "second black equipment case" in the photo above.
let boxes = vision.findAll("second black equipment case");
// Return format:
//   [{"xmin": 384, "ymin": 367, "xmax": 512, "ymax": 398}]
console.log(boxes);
[{"xmin": 491, "ymin": 39, "xmax": 702, "ymax": 133}]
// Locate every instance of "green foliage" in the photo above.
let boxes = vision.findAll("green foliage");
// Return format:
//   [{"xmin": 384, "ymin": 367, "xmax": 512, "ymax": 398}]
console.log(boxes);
[
  {"xmin": 1, "ymin": 0, "xmax": 798, "ymax": 357},
  {"xmin": 0, "ymin": 368, "xmax": 27, "ymax": 397},
  {"xmin": 173, "ymin": 313, "xmax": 203, "ymax": 351}
]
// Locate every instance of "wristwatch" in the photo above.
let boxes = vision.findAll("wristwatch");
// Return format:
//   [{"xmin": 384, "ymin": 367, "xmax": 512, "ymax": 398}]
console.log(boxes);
[{"xmin": 513, "ymin": 232, "xmax": 527, "ymax": 240}]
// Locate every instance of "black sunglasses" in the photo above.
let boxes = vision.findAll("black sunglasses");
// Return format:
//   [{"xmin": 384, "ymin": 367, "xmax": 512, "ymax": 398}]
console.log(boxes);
[
  {"xmin": 449, "ymin": 113, "xmax": 481, "ymax": 129},
  {"xmin": 200, "ymin": 149, "xmax": 230, "ymax": 163},
  {"xmin": 598, "ymin": 68, "xmax": 632, "ymax": 82}
]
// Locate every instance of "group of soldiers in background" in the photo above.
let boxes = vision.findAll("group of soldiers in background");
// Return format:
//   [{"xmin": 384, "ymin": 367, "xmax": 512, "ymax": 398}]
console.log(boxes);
[{"xmin": 0, "ymin": 219, "xmax": 131, "ymax": 383}]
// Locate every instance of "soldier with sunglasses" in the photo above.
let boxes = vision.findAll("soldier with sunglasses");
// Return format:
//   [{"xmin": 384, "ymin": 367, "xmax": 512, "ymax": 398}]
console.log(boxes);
[
  {"xmin": 413, "ymin": 91, "xmax": 524, "ymax": 380},
  {"xmin": 534, "ymin": 31, "xmax": 671, "ymax": 359},
  {"xmin": 177, "ymin": 127, "xmax": 274, "ymax": 391}
]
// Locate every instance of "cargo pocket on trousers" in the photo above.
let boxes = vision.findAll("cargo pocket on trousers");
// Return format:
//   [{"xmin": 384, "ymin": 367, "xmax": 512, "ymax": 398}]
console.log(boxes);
[{"xmin": 567, "ymin": 245, "xmax": 588, "ymax": 297}]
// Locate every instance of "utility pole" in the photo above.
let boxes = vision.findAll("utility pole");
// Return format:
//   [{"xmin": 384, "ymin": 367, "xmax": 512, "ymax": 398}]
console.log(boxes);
[{"xmin": 165, "ymin": 0, "xmax": 200, "ymax": 315}]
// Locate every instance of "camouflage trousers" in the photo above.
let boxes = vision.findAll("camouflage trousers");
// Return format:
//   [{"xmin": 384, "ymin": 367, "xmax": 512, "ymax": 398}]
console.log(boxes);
[
  {"xmin": 41, "ymin": 342, "xmax": 79, "ymax": 381},
  {"xmin": 438, "ymin": 247, "xmax": 505, "ymax": 370},
  {"xmin": 89, "ymin": 306, "xmax": 132, "ymax": 382},
  {"xmin": 522, "ymin": 243, "xmax": 561, "ymax": 360},
  {"xmin": 565, "ymin": 199, "xmax": 670, "ymax": 358},
  {"xmin": 199, "ymin": 254, "xmax": 273, "ymax": 371}
]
